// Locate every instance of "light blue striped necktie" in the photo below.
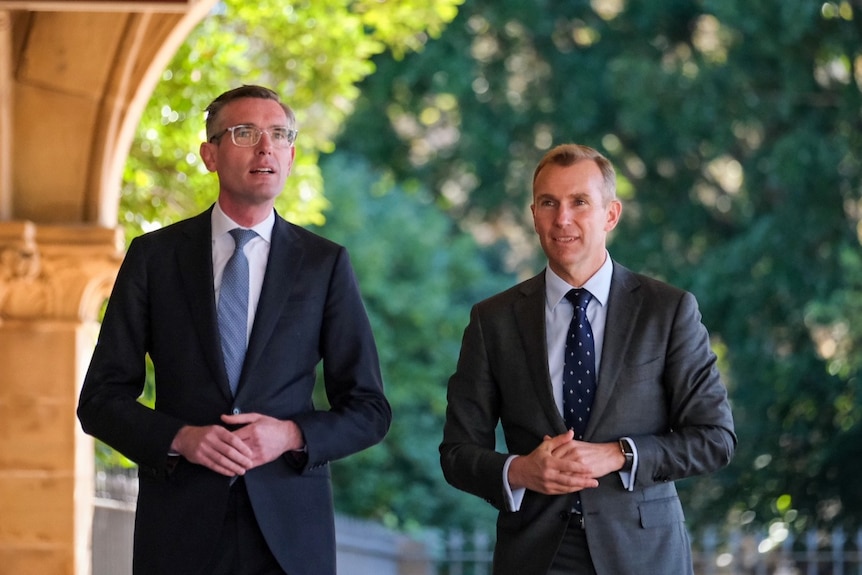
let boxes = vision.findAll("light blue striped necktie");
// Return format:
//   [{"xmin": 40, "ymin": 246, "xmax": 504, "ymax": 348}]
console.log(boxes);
[{"xmin": 218, "ymin": 228, "xmax": 257, "ymax": 396}]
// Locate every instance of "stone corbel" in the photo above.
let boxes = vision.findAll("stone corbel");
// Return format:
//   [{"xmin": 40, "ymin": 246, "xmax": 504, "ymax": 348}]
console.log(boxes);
[{"xmin": 0, "ymin": 221, "xmax": 124, "ymax": 323}]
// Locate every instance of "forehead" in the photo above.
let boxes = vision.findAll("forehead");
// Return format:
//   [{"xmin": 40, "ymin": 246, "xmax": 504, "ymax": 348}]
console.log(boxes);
[
  {"xmin": 533, "ymin": 159, "xmax": 604, "ymax": 198},
  {"xmin": 217, "ymin": 97, "xmax": 288, "ymax": 127}
]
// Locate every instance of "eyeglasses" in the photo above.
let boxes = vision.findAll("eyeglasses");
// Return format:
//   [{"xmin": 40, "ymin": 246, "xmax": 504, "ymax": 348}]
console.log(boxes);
[{"xmin": 210, "ymin": 124, "xmax": 298, "ymax": 148}]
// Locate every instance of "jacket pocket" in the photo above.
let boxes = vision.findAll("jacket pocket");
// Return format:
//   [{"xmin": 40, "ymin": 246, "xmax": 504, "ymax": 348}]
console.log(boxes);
[{"xmin": 638, "ymin": 495, "xmax": 685, "ymax": 528}]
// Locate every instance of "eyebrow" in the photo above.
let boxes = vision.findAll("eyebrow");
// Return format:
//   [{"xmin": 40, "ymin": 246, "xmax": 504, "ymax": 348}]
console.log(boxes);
[{"xmin": 535, "ymin": 191, "xmax": 592, "ymax": 201}]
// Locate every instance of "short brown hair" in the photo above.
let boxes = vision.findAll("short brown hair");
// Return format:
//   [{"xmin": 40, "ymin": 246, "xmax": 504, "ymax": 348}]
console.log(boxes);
[
  {"xmin": 532, "ymin": 144, "xmax": 617, "ymax": 203},
  {"xmin": 204, "ymin": 85, "xmax": 296, "ymax": 139}
]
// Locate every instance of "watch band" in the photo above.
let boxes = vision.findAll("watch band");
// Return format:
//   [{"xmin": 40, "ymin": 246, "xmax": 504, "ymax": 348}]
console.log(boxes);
[{"xmin": 619, "ymin": 438, "xmax": 634, "ymax": 472}]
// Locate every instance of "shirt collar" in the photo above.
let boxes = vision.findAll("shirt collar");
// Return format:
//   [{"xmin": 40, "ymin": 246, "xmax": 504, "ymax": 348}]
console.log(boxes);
[
  {"xmin": 545, "ymin": 252, "xmax": 613, "ymax": 310},
  {"xmin": 211, "ymin": 202, "xmax": 275, "ymax": 243}
]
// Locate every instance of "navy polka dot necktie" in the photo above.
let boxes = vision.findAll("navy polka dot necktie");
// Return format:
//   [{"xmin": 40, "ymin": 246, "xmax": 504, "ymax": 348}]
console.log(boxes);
[
  {"xmin": 218, "ymin": 228, "xmax": 257, "ymax": 396},
  {"xmin": 563, "ymin": 288, "xmax": 596, "ymax": 440}
]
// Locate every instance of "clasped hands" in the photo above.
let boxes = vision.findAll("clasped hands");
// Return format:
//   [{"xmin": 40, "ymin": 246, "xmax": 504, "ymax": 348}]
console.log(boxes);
[
  {"xmin": 170, "ymin": 413, "xmax": 305, "ymax": 477},
  {"xmin": 507, "ymin": 429, "xmax": 626, "ymax": 495}
]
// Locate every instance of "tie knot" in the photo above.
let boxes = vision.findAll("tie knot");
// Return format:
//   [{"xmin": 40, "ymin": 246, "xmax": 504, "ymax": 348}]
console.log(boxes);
[
  {"xmin": 229, "ymin": 228, "xmax": 258, "ymax": 251},
  {"xmin": 565, "ymin": 288, "xmax": 593, "ymax": 310}
]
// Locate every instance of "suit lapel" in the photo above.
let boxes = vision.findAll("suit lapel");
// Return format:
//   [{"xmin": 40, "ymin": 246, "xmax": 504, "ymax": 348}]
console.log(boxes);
[
  {"xmin": 586, "ymin": 263, "xmax": 642, "ymax": 438},
  {"xmin": 513, "ymin": 273, "xmax": 569, "ymax": 435},
  {"xmin": 175, "ymin": 208, "xmax": 232, "ymax": 399},
  {"xmin": 237, "ymin": 215, "xmax": 304, "ymax": 397}
]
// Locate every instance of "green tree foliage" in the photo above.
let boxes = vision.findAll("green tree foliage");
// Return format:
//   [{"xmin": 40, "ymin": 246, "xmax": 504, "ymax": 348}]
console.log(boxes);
[
  {"xmin": 120, "ymin": 0, "xmax": 462, "ymax": 242},
  {"xmin": 334, "ymin": 0, "xmax": 862, "ymax": 532},
  {"xmin": 311, "ymin": 153, "xmax": 514, "ymax": 530}
]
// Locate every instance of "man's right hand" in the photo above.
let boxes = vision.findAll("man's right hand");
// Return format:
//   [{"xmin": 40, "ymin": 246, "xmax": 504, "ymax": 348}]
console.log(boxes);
[
  {"xmin": 170, "ymin": 425, "xmax": 255, "ymax": 477},
  {"xmin": 507, "ymin": 430, "xmax": 600, "ymax": 495}
]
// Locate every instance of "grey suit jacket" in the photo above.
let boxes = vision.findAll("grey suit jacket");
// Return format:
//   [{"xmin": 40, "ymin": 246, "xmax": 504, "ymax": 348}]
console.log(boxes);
[
  {"xmin": 440, "ymin": 262, "xmax": 735, "ymax": 575},
  {"xmin": 78, "ymin": 207, "xmax": 391, "ymax": 575}
]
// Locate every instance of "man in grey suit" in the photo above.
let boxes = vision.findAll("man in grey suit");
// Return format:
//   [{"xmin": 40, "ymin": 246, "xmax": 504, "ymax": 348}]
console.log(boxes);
[
  {"xmin": 440, "ymin": 143, "xmax": 736, "ymax": 575},
  {"xmin": 78, "ymin": 85, "xmax": 390, "ymax": 575}
]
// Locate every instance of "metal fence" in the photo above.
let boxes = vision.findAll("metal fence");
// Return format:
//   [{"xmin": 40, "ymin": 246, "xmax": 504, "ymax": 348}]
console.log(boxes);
[
  {"xmin": 93, "ymin": 472, "xmax": 862, "ymax": 575},
  {"xmin": 434, "ymin": 526, "xmax": 862, "ymax": 575}
]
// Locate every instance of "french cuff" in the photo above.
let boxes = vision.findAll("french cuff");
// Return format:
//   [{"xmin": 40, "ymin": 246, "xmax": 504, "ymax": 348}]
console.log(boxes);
[
  {"xmin": 502, "ymin": 455, "xmax": 526, "ymax": 512},
  {"xmin": 618, "ymin": 436, "xmax": 638, "ymax": 491}
]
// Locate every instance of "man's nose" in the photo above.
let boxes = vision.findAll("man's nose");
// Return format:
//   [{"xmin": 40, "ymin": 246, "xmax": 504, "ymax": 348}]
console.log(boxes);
[
  {"xmin": 256, "ymin": 132, "xmax": 274, "ymax": 153},
  {"xmin": 555, "ymin": 206, "xmax": 573, "ymax": 225}
]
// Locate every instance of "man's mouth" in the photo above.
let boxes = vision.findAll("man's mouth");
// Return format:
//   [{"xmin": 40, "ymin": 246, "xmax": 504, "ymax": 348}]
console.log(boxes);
[{"xmin": 250, "ymin": 168, "xmax": 275, "ymax": 174}]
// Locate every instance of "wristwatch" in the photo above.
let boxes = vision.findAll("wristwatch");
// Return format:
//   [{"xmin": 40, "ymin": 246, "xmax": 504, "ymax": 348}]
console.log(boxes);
[{"xmin": 618, "ymin": 438, "xmax": 634, "ymax": 472}]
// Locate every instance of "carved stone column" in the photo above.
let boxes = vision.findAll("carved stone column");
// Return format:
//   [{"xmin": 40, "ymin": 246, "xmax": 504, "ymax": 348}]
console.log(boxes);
[{"xmin": 0, "ymin": 221, "xmax": 123, "ymax": 575}]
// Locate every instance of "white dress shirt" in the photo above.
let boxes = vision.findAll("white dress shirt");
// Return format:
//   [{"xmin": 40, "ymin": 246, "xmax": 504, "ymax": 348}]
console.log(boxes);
[{"xmin": 211, "ymin": 202, "xmax": 274, "ymax": 343}]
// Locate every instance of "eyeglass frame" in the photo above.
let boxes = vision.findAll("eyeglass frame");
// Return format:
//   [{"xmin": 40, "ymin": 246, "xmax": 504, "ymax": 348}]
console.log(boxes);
[{"xmin": 209, "ymin": 124, "xmax": 298, "ymax": 148}]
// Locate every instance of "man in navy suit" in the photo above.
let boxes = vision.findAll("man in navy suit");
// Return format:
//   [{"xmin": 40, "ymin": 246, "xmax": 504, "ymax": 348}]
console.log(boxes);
[
  {"xmin": 78, "ymin": 85, "xmax": 391, "ymax": 575},
  {"xmin": 440, "ymin": 144, "xmax": 735, "ymax": 574}
]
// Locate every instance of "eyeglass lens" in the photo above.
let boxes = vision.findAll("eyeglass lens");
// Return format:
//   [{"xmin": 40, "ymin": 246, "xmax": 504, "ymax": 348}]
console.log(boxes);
[{"xmin": 230, "ymin": 125, "xmax": 296, "ymax": 148}]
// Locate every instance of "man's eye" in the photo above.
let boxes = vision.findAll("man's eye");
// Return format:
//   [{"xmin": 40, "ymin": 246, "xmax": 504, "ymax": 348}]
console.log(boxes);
[
  {"xmin": 234, "ymin": 127, "xmax": 254, "ymax": 139},
  {"xmin": 271, "ymin": 129, "xmax": 289, "ymax": 141}
]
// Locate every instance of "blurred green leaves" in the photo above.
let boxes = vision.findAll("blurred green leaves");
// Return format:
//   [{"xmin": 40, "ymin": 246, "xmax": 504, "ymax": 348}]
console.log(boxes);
[
  {"xmin": 313, "ymin": 153, "xmax": 513, "ymax": 530},
  {"xmin": 334, "ymin": 0, "xmax": 862, "ymax": 531},
  {"xmin": 115, "ymin": 0, "xmax": 862, "ymax": 535}
]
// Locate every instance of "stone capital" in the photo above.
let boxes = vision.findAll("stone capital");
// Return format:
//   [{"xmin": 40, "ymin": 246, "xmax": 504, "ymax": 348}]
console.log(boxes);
[{"xmin": 0, "ymin": 221, "xmax": 124, "ymax": 322}]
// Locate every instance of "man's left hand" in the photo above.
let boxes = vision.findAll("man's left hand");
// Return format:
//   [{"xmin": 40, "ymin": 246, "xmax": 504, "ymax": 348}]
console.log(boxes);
[{"xmin": 220, "ymin": 412, "xmax": 305, "ymax": 469}]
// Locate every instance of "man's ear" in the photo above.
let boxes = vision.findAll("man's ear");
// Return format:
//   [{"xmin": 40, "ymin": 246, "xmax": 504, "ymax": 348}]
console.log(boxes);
[
  {"xmin": 605, "ymin": 199, "xmax": 622, "ymax": 232},
  {"xmin": 199, "ymin": 142, "xmax": 218, "ymax": 173}
]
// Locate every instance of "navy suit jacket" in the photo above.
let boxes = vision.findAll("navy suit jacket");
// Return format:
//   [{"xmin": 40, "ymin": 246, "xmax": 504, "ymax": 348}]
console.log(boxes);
[
  {"xmin": 440, "ymin": 262, "xmax": 735, "ymax": 575},
  {"xmin": 78, "ymin": 207, "xmax": 391, "ymax": 575}
]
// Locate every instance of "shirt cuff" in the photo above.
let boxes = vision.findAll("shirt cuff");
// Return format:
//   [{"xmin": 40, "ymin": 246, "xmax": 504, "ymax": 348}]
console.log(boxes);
[
  {"xmin": 502, "ymin": 455, "xmax": 526, "ymax": 511},
  {"xmin": 618, "ymin": 436, "xmax": 638, "ymax": 491}
]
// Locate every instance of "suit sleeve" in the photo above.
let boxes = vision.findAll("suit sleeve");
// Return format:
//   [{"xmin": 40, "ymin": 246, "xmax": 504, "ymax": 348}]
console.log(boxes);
[
  {"xmin": 439, "ymin": 305, "xmax": 510, "ymax": 510},
  {"xmin": 291, "ymin": 247, "xmax": 391, "ymax": 468},
  {"xmin": 632, "ymin": 291, "xmax": 736, "ymax": 487},
  {"xmin": 76, "ymin": 237, "xmax": 186, "ymax": 469}
]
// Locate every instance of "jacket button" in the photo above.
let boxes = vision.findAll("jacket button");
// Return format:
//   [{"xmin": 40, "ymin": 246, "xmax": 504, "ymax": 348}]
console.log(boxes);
[{"xmin": 232, "ymin": 407, "xmax": 241, "ymax": 415}]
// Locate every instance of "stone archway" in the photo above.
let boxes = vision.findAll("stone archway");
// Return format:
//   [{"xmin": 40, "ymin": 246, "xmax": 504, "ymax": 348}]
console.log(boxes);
[{"xmin": 0, "ymin": 2, "xmax": 215, "ymax": 573}]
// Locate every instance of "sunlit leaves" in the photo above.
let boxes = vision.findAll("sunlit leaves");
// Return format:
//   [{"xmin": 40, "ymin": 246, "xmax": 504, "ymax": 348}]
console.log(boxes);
[{"xmin": 120, "ymin": 0, "xmax": 461, "ymax": 243}]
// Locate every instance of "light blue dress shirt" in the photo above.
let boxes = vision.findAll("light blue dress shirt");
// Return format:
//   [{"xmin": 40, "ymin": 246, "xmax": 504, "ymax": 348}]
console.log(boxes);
[{"xmin": 502, "ymin": 253, "xmax": 637, "ymax": 512}]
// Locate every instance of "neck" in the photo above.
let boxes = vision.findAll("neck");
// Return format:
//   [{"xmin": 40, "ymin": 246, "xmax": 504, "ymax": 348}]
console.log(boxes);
[
  {"xmin": 218, "ymin": 198, "xmax": 273, "ymax": 228},
  {"xmin": 552, "ymin": 251, "xmax": 607, "ymax": 288}
]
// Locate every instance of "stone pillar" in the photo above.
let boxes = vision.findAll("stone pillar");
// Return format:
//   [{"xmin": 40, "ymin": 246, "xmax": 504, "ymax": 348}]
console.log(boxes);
[
  {"xmin": 0, "ymin": 11, "xmax": 12, "ymax": 220},
  {"xmin": 0, "ymin": 221, "xmax": 123, "ymax": 575}
]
